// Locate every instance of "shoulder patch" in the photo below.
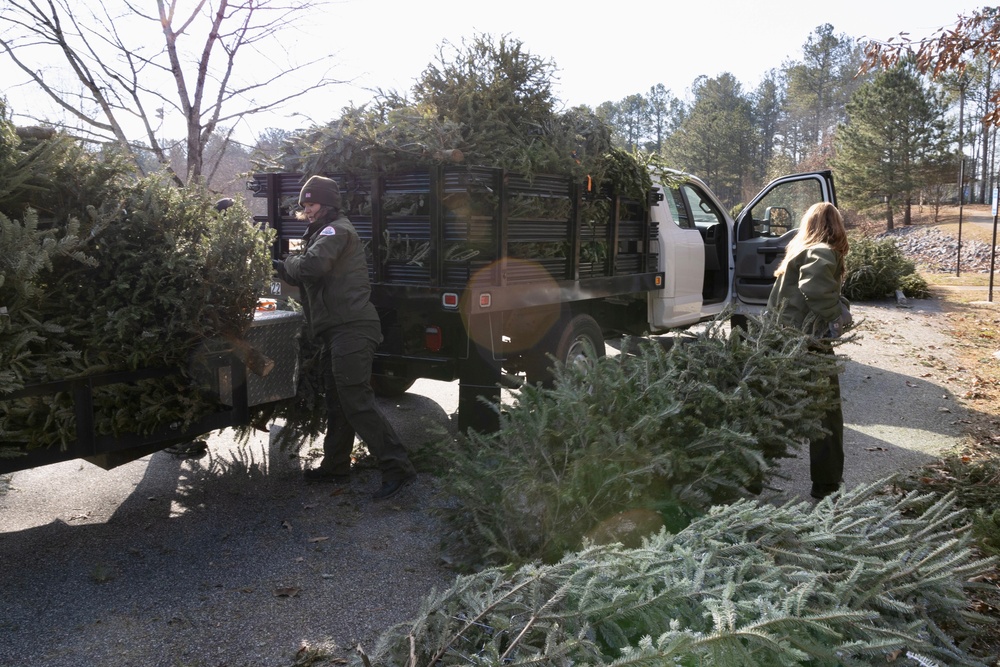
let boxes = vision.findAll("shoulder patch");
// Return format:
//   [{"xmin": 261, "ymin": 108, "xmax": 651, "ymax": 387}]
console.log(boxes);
[{"xmin": 320, "ymin": 226, "xmax": 336, "ymax": 236}]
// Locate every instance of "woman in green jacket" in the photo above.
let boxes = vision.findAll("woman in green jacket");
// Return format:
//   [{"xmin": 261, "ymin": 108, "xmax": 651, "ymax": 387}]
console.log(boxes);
[{"xmin": 767, "ymin": 202, "xmax": 849, "ymax": 500}]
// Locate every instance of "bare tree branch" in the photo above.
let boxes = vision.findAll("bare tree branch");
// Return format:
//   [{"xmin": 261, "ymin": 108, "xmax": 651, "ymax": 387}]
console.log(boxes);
[
  {"xmin": 0, "ymin": 0, "xmax": 346, "ymax": 184},
  {"xmin": 861, "ymin": 7, "xmax": 1000, "ymax": 124}
]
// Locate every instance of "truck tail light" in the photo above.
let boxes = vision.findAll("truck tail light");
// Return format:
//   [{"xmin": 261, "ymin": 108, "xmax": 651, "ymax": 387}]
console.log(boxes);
[
  {"xmin": 442, "ymin": 292, "xmax": 459, "ymax": 309},
  {"xmin": 425, "ymin": 325, "xmax": 443, "ymax": 352}
]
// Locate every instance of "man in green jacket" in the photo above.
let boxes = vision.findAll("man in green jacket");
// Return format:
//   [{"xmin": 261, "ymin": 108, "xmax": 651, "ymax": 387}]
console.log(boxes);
[{"xmin": 274, "ymin": 175, "xmax": 416, "ymax": 501}]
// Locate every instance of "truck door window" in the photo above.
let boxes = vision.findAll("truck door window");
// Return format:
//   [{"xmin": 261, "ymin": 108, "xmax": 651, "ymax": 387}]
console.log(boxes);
[
  {"xmin": 743, "ymin": 179, "xmax": 823, "ymax": 237},
  {"xmin": 665, "ymin": 187, "xmax": 694, "ymax": 229},
  {"xmin": 680, "ymin": 184, "xmax": 725, "ymax": 228}
]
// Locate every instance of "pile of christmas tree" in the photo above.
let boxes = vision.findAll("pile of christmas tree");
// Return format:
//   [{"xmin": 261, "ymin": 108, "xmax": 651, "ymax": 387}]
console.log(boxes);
[{"xmin": 0, "ymin": 104, "xmax": 271, "ymax": 454}]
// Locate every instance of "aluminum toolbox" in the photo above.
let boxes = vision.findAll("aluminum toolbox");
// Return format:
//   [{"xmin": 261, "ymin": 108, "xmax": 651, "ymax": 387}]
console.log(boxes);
[{"xmin": 218, "ymin": 308, "xmax": 302, "ymax": 406}]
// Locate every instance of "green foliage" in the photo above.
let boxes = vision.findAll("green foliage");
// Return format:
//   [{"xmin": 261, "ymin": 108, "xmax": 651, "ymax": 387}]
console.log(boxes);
[
  {"xmin": 363, "ymin": 484, "xmax": 996, "ymax": 667},
  {"xmin": 895, "ymin": 450, "xmax": 1000, "ymax": 558},
  {"xmin": 972, "ymin": 508, "xmax": 1000, "ymax": 557},
  {"xmin": 433, "ymin": 314, "xmax": 841, "ymax": 568},
  {"xmin": 832, "ymin": 63, "xmax": 949, "ymax": 230},
  {"xmin": 662, "ymin": 73, "xmax": 756, "ymax": 208},
  {"xmin": 843, "ymin": 235, "xmax": 927, "ymax": 300},
  {"xmin": 0, "ymin": 116, "xmax": 133, "ymax": 226},
  {"xmin": 263, "ymin": 34, "xmax": 630, "ymax": 188},
  {"xmin": 785, "ymin": 24, "xmax": 867, "ymax": 150},
  {"xmin": 0, "ymin": 117, "xmax": 273, "ymax": 450},
  {"xmin": 898, "ymin": 271, "xmax": 931, "ymax": 298},
  {"xmin": 0, "ymin": 209, "xmax": 94, "ymax": 394}
]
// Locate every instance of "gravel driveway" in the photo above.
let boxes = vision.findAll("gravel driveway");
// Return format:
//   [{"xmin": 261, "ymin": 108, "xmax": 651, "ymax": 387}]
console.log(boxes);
[{"xmin": 0, "ymin": 295, "xmax": 989, "ymax": 667}]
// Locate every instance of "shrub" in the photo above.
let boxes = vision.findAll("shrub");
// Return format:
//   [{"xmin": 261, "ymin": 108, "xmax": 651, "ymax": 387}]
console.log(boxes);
[
  {"xmin": 433, "ymin": 314, "xmax": 842, "ymax": 568},
  {"xmin": 899, "ymin": 271, "xmax": 931, "ymax": 298},
  {"xmin": 844, "ymin": 235, "xmax": 926, "ymax": 300}
]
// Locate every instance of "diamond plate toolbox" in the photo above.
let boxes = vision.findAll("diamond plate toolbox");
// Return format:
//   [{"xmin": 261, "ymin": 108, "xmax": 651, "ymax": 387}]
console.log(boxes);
[{"xmin": 218, "ymin": 309, "xmax": 303, "ymax": 406}]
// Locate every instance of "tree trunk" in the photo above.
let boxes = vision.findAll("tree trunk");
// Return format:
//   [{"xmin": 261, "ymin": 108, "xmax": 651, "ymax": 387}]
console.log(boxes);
[
  {"xmin": 903, "ymin": 198, "xmax": 912, "ymax": 225},
  {"xmin": 885, "ymin": 198, "xmax": 895, "ymax": 232}
]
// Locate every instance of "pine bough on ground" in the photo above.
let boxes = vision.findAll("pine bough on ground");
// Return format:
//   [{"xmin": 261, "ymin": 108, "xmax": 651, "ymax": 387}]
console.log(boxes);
[
  {"xmin": 435, "ymin": 315, "xmax": 843, "ymax": 567},
  {"xmin": 363, "ymin": 484, "xmax": 996, "ymax": 667}
]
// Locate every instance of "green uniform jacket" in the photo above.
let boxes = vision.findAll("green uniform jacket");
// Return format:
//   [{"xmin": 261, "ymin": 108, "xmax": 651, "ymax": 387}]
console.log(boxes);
[
  {"xmin": 766, "ymin": 244, "xmax": 844, "ymax": 336},
  {"xmin": 282, "ymin": 213, "xmax": 379, "ymax": 340}
]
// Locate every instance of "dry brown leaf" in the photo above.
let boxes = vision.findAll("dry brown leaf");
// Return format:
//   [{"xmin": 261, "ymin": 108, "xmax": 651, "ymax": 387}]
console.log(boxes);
[{"xmin": 274, "ymin": 586, "xmax": 301, "ymax": 598}]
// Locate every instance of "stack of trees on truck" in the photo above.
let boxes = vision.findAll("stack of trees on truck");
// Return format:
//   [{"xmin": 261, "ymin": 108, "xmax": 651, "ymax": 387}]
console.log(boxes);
[{"xmin": 251, "ymin": 35, "xmax": 669, "ymax": 435}]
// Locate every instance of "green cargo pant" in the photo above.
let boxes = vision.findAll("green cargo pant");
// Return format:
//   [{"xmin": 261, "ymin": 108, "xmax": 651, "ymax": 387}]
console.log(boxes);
[{"xmin": 318, "ymin": 320, "xmax": 415, "ymax": 484}]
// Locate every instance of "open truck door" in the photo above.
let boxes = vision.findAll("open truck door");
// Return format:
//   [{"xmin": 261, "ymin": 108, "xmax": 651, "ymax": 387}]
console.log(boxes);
[{"xmin": 733, "ymin": 170, "xmax": 837, "ymax": 308}]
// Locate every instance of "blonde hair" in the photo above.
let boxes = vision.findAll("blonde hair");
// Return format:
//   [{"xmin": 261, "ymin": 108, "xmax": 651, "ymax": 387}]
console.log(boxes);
[
  {"xmin": 773, "ymin": 202, "xmax": 848, "ymax": 280},
  {"xmin": 294, "ymin": 204, "xmax": 334, "ymax": 222}
]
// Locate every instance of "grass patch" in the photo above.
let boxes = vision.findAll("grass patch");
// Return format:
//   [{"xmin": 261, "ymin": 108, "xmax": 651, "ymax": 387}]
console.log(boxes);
[{"xmin": 923, "ymin": 273, "xmax": 995, "ymax": 287}]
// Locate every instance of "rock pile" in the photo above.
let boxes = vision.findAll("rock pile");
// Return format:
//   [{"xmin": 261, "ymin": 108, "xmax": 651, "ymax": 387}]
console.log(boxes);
[{"xmin": 879, "ymin": 226, "xmax": 999, "ymax": 273}]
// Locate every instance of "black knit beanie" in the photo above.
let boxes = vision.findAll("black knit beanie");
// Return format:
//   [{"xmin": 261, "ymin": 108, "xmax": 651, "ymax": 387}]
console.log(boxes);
[{"xmin": 298, "ymin": 175, "xmax": 341, "ymax": 208}]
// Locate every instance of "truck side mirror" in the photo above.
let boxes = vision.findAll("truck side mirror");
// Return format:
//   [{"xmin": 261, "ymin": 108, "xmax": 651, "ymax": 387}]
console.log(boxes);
[{"xmin": 762, "ymin": 206, "xmax": 791, "ymax": 236}]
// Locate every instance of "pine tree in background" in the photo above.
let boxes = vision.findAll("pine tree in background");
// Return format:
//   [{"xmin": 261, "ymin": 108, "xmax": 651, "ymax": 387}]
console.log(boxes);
[{"xmin": 834, "ymin": 63, "xmax": 949, "ymax": 231}]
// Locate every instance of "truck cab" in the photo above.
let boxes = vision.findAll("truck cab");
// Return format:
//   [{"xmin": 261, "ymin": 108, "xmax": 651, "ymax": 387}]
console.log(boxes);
[{"xmin": 648, "ymin": 169, "xmax": 837, "ymax": 330}]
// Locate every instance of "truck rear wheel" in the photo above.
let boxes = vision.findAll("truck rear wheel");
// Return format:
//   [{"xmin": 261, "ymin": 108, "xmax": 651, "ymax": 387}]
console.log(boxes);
[
  {"xmin": 370, "ymin": 374, "xmax": 416, "ymax": 398},
  {"xmin": 526, "ymin": 314, "xmax": 605, "ymax": 387}
]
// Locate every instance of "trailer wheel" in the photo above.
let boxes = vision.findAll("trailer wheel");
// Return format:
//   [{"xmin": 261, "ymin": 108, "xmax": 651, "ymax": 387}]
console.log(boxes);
[
  {"xmin": 526, "ymin": 314, "xmax": 605, "ymax": 387},
  {"xmin": 370, "ymin": 374, "xmax": 416, "ymax": 398}
]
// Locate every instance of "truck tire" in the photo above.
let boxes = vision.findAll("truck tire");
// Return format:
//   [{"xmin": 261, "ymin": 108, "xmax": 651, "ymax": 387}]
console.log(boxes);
[
  {"xmin": 526, "ymin": 314, "xmax": 605, "ymax": 387},
  {"xmin": 370, "ymin": 374, "xmax": 416, "ymax": 398}
]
